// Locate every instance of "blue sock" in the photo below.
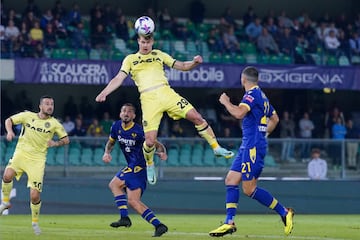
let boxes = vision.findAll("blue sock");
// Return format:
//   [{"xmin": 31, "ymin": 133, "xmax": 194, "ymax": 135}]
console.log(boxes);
[
  {"xmin": 225, "ymin": 185, "xmax": 239, "ymax": 224},
  {"xmin": 250, "ymin": 187, "xmax": 287, "ymax": 217},
  {"xmin": 142, "ymin": 208, "xmax": 161, "ymax": 227},
  {"xmin": 114, "ymin": 195, "xmax": 128, "ymax": 217}
]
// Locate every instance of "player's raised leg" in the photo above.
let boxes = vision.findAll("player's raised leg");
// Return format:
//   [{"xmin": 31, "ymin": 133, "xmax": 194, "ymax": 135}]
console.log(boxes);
[{"xmin": 186, "ymin": 109, "xmax": 234, "ymax": 159}]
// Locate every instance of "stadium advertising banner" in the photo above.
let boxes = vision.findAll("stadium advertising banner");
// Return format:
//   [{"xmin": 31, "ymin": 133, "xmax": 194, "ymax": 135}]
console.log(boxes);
[{"xmin": 15, "ymin": 59, "xmax": 360, "ymax": 90}]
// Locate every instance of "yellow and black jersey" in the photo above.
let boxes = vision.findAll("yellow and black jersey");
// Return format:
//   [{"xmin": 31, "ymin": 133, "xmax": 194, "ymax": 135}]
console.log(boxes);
[
  {"xmin": 120, "ymin": 49, "xmax": 176, "ymax": 93},
  {"xmin": 10, "ymin": 111, "xmax": 67, "ymax": 158}
]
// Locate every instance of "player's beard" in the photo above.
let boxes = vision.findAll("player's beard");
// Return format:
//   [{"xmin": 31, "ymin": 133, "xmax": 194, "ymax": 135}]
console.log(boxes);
[
  {"xmin": 43, "ymin": 108, "xmax": 53, "ymax": 116},
  {"xmin": 122, "ymin": 118, "xmax": 131, "ymax": 124}
]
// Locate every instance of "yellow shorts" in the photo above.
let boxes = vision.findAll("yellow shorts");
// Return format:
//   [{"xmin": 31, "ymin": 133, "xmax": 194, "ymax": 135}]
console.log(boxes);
[
  {"xmin": 140, "ymin": 85, "xmax": 194, "ymax": 132},
  {"xmin": 6, "ymin": 151, "xmax": 45, "ymax": 192}
]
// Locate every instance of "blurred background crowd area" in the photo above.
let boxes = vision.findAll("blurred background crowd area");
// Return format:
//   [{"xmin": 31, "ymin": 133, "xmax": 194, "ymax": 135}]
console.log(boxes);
[{"xmin": 0, "ymin": 0, "xmax": 360, "ymax": 65}]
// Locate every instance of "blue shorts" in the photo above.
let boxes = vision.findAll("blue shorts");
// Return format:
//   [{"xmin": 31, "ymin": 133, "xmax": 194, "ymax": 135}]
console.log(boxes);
[
  {"xmin": 230, "ymin": 147, "xmax": 266, "ymax": 181},
  {"xmin": 115, "ymin": 166, "xmax": 147, "ymax": 193}
]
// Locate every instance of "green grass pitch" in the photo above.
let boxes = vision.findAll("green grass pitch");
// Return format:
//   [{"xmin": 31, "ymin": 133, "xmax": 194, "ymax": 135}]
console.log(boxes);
[{"xmin": 0, "ymin": 214, "xmax": 359, "ymax": 240}]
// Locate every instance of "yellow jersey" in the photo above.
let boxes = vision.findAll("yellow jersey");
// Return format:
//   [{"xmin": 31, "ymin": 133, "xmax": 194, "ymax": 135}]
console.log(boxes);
[
  {"xmin": 120, "ymin": 49, "xmax": 176, "ymax": 93},
  {"xmin": 10, "ymin": 111, "xmax": 67, "ymax": 158}
]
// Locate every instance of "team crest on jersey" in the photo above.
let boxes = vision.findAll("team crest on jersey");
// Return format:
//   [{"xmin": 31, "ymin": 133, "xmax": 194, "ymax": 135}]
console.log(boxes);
[
  {"xmin": 131, "ymin": 133, "xmax": 137, "ymax": 138},
  {"xmin": 143, "ymin": 120, "xmax": 148, "ymax": 127},
  {"xmin": 245, "ymin": 95, "xmax": 254, "ymax": 103},
  {"xmin": 151, "ymin": 51, "xmax": 157, "ymax": 55},
  {"xmin": 45, "ymin": 122, "xmax": 51, "ymax": 128}
]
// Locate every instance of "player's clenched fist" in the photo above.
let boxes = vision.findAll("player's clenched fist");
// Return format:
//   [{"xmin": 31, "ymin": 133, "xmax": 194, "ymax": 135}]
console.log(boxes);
[
  {"xmin": 95, "ymin": 92, "xmax": 107, "ymax": 102},
  {"xmin": 103, "ymin": 153, "xmax": 112, "ymax": 163},
  {"xmin": 193, "ymin": 55, "xmax": 203, "ymax": 64}
]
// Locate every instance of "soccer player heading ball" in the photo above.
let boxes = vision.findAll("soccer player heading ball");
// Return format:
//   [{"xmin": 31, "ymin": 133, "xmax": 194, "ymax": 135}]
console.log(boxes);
[{"xmin": 96, "ymin": 17, "xmax": 234, "ymax": 185}]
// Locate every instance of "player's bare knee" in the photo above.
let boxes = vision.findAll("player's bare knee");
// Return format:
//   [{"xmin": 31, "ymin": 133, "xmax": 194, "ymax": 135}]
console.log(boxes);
[
  {"xmin": 3, "ymin": 169, "xmax": 15, "ymax": 182},
  {"xmin": 30, "ymin": 191, "xmax": 40, "ymax": 203},
  {"xmin": 242, "ymin": 185, "xmax": 256, "ymax": 197}
]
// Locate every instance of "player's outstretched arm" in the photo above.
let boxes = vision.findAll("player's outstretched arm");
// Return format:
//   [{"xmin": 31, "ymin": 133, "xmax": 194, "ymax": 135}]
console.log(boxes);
[
  {"xmin": 173, "ymin": 55, "xmax": 203, "ymax": 71},
  {"xmin": 219, "ymin": 93, "xmax": 249, "ymax": 120},
  {"xmin": 95, "ymin": 71, "xmax": 127, "ymax": 102}
]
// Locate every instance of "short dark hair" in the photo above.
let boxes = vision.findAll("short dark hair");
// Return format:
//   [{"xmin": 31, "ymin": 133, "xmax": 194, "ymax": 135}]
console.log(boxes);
[
  {"xmin": 242, "ymin": 66, "xmax": 258, "ymax": 83},
  {"xmin": 40, "ymin": 95, "xmax": 53, "ymax": 104},
  {"xmin": 122, "ymin": 103, "xmax": 136, "ymax": 112},
  {"xmin": 311, "ymin": 148, "xmax": 321, "ymax": 154}
]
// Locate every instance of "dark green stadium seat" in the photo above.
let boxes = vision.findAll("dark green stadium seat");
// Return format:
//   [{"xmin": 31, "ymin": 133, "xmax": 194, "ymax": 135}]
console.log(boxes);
[
  {"xmin": 46, "ymin": 147, "xmax": 57, "ymax": 166},
  {"xmin": 3, "ymin": 152, "xmax": 13, "ymax": 165},
  {"xmin": 69, "ymin": 141, "xmax": 82, "ymax": 150},
  {"xmin": 243, "ymin": 42, "xmax": 257, "ymax": 54},
  {"xmin": 280, "ymin": 55, "xmax": 293, "ymax": 64},
  {"xmin": 127, "ymin": 40, "xmax": 137, "ymax": 51},
  {"xmin": 257, "ymin": 54, "xmax": 270, "ymax": 64},
  {"xmin": 63, "ymin": 48, "xmax": 76, "ymax": 60},
  {"xmin": 118, "ymin": 153, "xmax": 127, "ymax": 166},
  {"xmin": 178, "ymin": 154, "xmax": 192, "ymax": 167},
  {"xmin": 76, "ymin": 49, "xmax": 88, "ymax": 60},
  {"xmin": 326, "ymin": 55, "xmax": 338, "ymax": 66},
  {"xmin": 191, "ymin": 149, "xmax": 203, "ymax": 166},
  {"xmin": 54, "ymin": 153, "xmax": 65, "ymax": 165},
  {"xmin": 80, "ymin": 148, "xmax": 93, "ymax": 166},
  {"xmin": 269, "ymin": 55, "xmax": 281, "ymax": 64},
  {"xmin": 174, "ymin": 52, "xmax": 187, "ymax": 61},
  {"xmin": 51, "ymin": 49, "xmax": 63, "ymax": 59},
  {"xmin": 209, "ymin": 53, "xmax": 222, "ymax": 63},
  {"xmin": 233, "ymin": 55, "xmax": 246, "ymax": 64},
  {"xmin": 214, "ymin": 157, "xmax": 228, "ymax": 167},
  {"xmin": 100, "ymin": 50, "xmax": 109, "ymax": 60},
  {"xmin": 222, "ymin": 54, "xmax": 233, "ymax": 63},
  {"xmin": 111, "ymin": 50, "xmax": 125, "ymax": 61},
  {"xmin": 57, "ymin": 39, "xmax": 69, "ymax": 48},
  {"xmin": 161, "ymin": 29, "xmax": 174, "ymax": 40},
  {"xmin": 202, "ymin": 149, "xmax": 215, "ymax": 166},
  {"xmin": 93, "ymin": 148, "xmax": 105, "ymax": 165},
  {"xmin": 166, "ymin": 148, "xmax": 179, "ymax": 166},
  {"xmin": 68, "ymin": 148, "xmax": 81, "ymax": 166}
]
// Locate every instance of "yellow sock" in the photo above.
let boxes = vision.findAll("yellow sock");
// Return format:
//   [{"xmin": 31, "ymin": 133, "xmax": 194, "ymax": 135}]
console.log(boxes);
[
  {"xmin": 195, "ymin": 122, "xmax": 219, "ymax": 149},
  {"xmin": 143, "ymin": 142, "xmax": 156, "ymax": 166},
  {"xmin": 30, "ymin": 201, "xmax": 42, "ymax": 223},
  {"xmin": 1, "ymin": 180, "xmax": 13, "ymax": 203}
]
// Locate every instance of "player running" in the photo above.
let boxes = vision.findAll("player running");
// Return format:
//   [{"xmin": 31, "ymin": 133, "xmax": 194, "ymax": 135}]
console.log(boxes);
[
  {"xmin": 209, "ymin": 66, "xmax": 294, "ymax": 237},
  {"xmin": 102, "ymin": 103, "xmax": 168, "ymax": 237},
  {"xmin": 0, "ymin": 95, "xmax": 70, "ymax": 235},
  {"xmin": 96, "ymin": 33, "xmax": 234, "ymax": 185}
]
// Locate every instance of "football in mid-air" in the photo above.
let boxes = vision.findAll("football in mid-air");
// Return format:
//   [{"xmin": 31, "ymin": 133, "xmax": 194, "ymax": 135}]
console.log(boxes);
[{"xmin": 134, "ymin": 16, "xmax": 155, "ymax": 36}]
